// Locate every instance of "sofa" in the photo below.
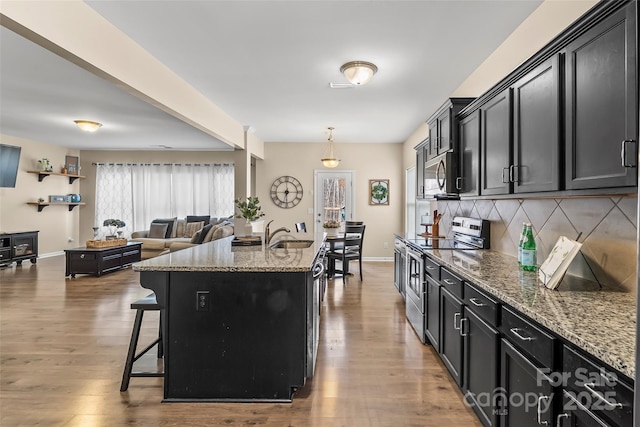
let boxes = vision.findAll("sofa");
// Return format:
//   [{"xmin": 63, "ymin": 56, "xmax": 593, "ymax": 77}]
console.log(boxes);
[{"xmin": 131, "ymin": 216, "xmax": 234, "ymax": 259}]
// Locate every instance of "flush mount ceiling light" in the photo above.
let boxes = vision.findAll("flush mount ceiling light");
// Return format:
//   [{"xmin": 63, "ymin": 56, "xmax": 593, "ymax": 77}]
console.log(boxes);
[
  {"xmin": 340, "ymin": 61, "xmax": 378, "ymax": 86},
  {"xmin": 74, "ymin": 120, "xmax": 102, "ymax": 132},
  {"xmin": 321, "ymin": 127, "xmax": 340, "ymax": 168}
]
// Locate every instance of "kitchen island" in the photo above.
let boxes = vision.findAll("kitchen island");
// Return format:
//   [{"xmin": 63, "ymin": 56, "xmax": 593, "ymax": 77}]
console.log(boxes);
[{"xmin": 133, "ymin": 233, "xmax": 325, "ymax": 402}]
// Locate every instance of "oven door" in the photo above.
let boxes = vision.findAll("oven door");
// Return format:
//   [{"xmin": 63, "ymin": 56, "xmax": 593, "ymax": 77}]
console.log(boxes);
[{"xmin": 405, "ymin": 248, "xmax": 426, "ymax": 343}]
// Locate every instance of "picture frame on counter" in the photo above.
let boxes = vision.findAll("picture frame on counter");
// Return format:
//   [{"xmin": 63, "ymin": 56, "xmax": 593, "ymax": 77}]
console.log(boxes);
[{"xmin": 369, "ymin": 179, "xmax": 389, "ymax": 205}]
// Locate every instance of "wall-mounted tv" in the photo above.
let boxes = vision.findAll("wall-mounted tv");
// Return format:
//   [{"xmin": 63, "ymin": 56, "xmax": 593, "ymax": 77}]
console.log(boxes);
[{"xmin": 0, "ymin": 143, "xmax": 22, "ymax": 188}]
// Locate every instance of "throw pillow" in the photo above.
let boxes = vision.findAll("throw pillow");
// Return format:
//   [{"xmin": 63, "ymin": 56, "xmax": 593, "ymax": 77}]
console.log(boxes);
[
  {"xmin": 196, "ymin": 224, "xmax": 214, "ymax": 244},
  {"xmin": 151, "ymin": 217, "xmax": 177, "ymax": 238},
  {"xmin": 184, "ymin": 221, "xmax": 204, "ymax": 238},
  {"xmin": 186, "ymin": 215, "xmax": 211, "ymax": 226},
  {"xmin": 190, "ymin": 230, "xmax": 201, "ymax": 244},
  {"xmin": 149, "ymin": 222, "xmax": 169, "ymax": 239}
]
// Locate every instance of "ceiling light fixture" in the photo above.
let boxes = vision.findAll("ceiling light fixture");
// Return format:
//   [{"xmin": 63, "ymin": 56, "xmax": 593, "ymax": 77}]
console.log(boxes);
[
  {"xmin": 321, "ymin": 127, "xmax": 340, "ymax": 168},
  {"xmin": 340, "ymin": 61, "xmax": 378, "ymax": 86},
  {"xmin": 74, "ymin": 120, "xmax": 102, "ymax": 132}
]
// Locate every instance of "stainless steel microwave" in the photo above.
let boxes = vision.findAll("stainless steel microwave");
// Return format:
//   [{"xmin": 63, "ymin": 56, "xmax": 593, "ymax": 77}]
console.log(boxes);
[{"xmin": 424, "ymin": 151, "xmax": 458, "ymax": 197}]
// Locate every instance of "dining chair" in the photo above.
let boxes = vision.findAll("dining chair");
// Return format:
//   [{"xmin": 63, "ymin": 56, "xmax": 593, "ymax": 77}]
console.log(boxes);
[
  {"xmin": 295, "ymin": 222, "xmax": 307, "ymax": 232},
  {"xmin": 327, "ymin": 224, "xmax": 366, "ymax": 281}
]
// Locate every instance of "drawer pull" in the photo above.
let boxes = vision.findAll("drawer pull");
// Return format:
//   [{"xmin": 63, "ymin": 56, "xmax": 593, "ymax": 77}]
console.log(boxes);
[
  {"xmin": 510, "ymin": 327, "xmax": 533, "ymax": 341},
  {"xmin": 537, "ymin": 395, "xmax": 550, "ymax": 425},
  {"xmin": 556, "ymin": 413, "xmax": 568, "ymax": 427},
  {"xmin": 443, "ymin": 279, "xmax": 456, "ymax": 285},
  {"xmin": 426, "ymin": 265, "xmax": 436, "ymax": 270},
  {"xmin": 584, "ymin": 382, "xmax": 623, "ymax": 409},
  {"xmin": 563, "ymin": 391, "xmax": 609, "ymax": 427},
  {"xmin": 453, "ymin": 312, "xmax": 461, "ymax": 330},
  {"xmin": 469, "ymin": 297, "xmax": 485, "ymax": 307},
  {"xmin": 80, "ymin": 254, "xmax": 85, "ymax": 259}
]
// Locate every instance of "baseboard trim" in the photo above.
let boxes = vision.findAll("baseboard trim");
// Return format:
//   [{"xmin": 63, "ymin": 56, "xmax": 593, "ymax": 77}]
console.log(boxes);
[
  {"xmin": 362, "ymin": 257, "xmax": 393, "ymax": 262},
  {"xmin": 39, "ymin": 251, "xmax": 64, "ymax": 259}
]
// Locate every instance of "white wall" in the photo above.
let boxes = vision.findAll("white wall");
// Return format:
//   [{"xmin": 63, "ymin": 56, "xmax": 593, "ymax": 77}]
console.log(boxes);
[
  {"xmin": 256, "ymin": 142, "xmax": 403, "ymax": 259},
  {"xmin": 0, "ymin": 134, "xmax": 81, "ymax": 256}
]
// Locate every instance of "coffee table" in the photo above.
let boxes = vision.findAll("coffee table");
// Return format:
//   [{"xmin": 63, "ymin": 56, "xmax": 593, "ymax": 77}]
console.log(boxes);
[{"xmin": 65, "ymin": 242, "xmax": 142, "ymax": 277}]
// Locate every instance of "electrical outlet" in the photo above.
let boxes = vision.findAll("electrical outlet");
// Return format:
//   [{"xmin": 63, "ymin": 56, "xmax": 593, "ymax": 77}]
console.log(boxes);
[
  {"xmin": 196, "ymin": 291, "xmax": 210, "ymax": 311},
  {"xmin": 383, "ymin": 242, "xmax": 389, "ymax": 249}
]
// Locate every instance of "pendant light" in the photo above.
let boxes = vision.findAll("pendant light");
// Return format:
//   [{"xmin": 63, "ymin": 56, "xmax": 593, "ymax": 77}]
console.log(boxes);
[{"xmin": 321, "ymin": 127, "xmax": 340, "ymax": 168}]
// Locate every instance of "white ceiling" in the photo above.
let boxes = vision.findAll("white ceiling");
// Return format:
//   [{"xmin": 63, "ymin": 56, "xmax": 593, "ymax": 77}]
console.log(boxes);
[{"xmin": 0, "ymin": 0, "xmax": 543, "ymax": 150}]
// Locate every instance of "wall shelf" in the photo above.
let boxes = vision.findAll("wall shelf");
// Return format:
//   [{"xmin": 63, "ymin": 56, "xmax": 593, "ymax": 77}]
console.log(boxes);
[
  {"xmin": 27, "ymin": 202, "xmax": 85, "ymax": 212},
  {"xmin": 27, "ymin": 170, "xmax": 85, "ymax": 184}
]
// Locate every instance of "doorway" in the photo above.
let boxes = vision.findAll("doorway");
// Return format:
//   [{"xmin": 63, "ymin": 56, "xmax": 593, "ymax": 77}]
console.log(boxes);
[{"xmin": 314, "ymin": 170, "xmax": 355, "ymax": 241}]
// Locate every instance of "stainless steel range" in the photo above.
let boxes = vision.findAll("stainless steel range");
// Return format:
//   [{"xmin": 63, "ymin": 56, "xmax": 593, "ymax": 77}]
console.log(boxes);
[{"xmin": 404, "ymin": 217, "xmax": 490, "ymax": 344}]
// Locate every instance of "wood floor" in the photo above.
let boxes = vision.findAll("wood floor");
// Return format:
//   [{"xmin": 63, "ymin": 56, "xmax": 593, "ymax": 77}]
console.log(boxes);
[{"xmin": 0, "ymin": 256, "xmax": 482, "ymax": 426}]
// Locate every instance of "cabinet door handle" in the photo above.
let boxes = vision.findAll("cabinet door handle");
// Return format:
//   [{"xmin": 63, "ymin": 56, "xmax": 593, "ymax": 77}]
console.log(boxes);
[
  {"xmin": 469, "ymin": 297, "xmax": 485, "ymax": 307},
  {"xmin": 443, "ymin": 279, "xmax": 456, "ymax": 285},
  {"xmin": 502, "ymin": 167, "xmax": 510, "ymax": 183},
  {"xmin": 537, "ymin": 395, "xmax": 550, "ymax": 425},
  {"xmin": 509, "ymin": 327, "xmax": 533, "ymax": 341},
  {"xmin": 425, "ymin": 265, "xmax": 436, "ymax": 271},
  {"xmin": 621, "ymin": 139, "xmax": 637, "ymax": 168},
  {"xmin": 460, "ymin": 318, "xmax": 468, "ymax": 336},
  {"xmin": 556, "ymin": 413, "xmax": 569, "ymax": 427},
  {"xmin": 455, "ymin": 176, "xmax": 462, "ymax": 190},
  {"xmin": 584, "ymin": 382, "xmax": 623, "ymax": 408},
  {"xmin": 453, "ymin": 312, "xmax": 461, "ymax": 330}
]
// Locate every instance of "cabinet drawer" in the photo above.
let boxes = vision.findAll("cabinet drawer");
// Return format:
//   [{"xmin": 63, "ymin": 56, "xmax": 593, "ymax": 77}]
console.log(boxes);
[
  {"xmin": 424, "ymin": 257, "xmax": 440, "ymax": 280},
  {"xmin": 440, "ymin": 267, "xmax": 463, "ymax": 300},
  {"xmin": 102, "ymin": 253, "xmax": 122, "ymax": 271},
  {"xmin": 563, "ymin": 345, "xmax": 632, "ymax": 426},
  {"xmin": 0, "ymin": 248, "xmax": 10, "ymax": 260},
  {"xmin": 122, "ymin": 249, "xmax": 141, "ymax": 265},
  {"xmin": 501, "ymin": 306, "xmax": 555, "ymax": 368},
  {"xmin": 464, "ymin": 282, "xmax": 499, "ymax": 328}
]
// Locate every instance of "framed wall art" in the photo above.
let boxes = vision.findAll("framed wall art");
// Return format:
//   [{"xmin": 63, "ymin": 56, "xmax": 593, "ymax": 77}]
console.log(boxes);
[
  {"xmin": 369, "ymin": 179, "xmax": 389, "ymax": 205},
  {"xmin": 65, "ymin": 156, "xmax": 79, "ymax": 175}
]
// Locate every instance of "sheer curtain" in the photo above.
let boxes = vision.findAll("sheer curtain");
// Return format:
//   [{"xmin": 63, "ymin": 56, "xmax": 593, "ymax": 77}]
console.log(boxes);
[
  {"xmin": 95, "ymin": 164, "xmax": 134, "ymax": 238},
  {"xmin": 96, "ymin": 163, "xmax": 235, "ymax": 234}
]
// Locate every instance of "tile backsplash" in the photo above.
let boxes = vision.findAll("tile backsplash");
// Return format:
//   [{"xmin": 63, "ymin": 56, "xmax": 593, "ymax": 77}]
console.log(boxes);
[{"xmin": 432, "ymin": 196, "xmax": 638, "ymax": 292}]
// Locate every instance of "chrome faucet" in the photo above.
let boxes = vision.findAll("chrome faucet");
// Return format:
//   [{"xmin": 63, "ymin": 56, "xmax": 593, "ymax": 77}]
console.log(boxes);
[{"xmin": 265, "ymin": 220, "xmax": 291, "ymax": 245}]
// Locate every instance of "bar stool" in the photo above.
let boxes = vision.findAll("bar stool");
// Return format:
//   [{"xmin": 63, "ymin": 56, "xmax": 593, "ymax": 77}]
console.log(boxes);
[{"xmin": 120, "ymin": 293, "xmax": 164, "ymax": 392}]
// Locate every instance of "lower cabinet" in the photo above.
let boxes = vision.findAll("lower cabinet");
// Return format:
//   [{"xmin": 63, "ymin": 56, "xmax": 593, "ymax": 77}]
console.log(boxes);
[
  {"xmin": 440, "ymin": 287, "xmax": 464, "ymax": 386},
  {"xmin": 463, "ymin": 307, "xmax": 499, "ymax": 427},
  {"xmin": 500, "ymin": 338, "xmax": 554, "ymax": 426},
  {"xmin": 424, "ymin": 275, "xmax": 441, "ymax": 352}
]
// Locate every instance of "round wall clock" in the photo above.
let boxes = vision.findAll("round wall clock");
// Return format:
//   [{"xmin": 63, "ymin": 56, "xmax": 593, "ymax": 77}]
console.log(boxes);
[{"xmin": 270, "ymin": 175, "xmax": 303, "ymax": 208}]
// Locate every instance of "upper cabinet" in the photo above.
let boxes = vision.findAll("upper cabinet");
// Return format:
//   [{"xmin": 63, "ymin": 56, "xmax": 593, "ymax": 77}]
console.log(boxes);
[
  {"xmin": 427, "ymin": 98, "xmax": 474, "ymax": 161},
  {"xmin": 480, "ymin": 89, "xmax": 512, "ymax": 196},
  {"xmin": 512, "ymin": 55, "xmax": 561, "ymax": 194},
  {"xmin": 457, "ymin": 111, "xmax": 480, "ymax": 196},
  {"xmin": 456, "ymin": 0, "xmax": 637, "ymax": 198},
  {"xmin": 415, "ymin": 138, "xmax": 428, "ymax": 199},
  {"xmin": 564, "ymin": 1, "xmax": 637, "ymax": 190}
]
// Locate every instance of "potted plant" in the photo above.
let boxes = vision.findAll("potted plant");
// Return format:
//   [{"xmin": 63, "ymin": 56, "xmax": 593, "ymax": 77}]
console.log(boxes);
[
  {"xmin": 323, "ymin": 220, "xmax": 340, "ymax": 237},
  {"xmin": 234, "ymin": 197, "xmax": 265, "ymax": 236},
  {"xmin": 103, "ymin": 218, "xmax": 126, "ymax": 239}
]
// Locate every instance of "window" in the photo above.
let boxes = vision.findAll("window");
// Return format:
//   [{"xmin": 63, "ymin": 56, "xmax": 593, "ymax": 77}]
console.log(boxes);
[{"xmin": 95, "ymin": 163, "xmax": 234, "ymax": 235}]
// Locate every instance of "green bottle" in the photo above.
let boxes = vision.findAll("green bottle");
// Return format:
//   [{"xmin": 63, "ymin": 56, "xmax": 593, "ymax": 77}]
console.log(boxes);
[
  {"xmin": 521, "ymin": 223, "xmax": 537, "ymax": 272},
  {"xmin": 517, "ymin": 222, "xmax": 526, "ymax": 266}
]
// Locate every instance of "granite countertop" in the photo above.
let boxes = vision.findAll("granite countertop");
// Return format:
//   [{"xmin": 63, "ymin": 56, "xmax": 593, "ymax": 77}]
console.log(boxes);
[
  {"xmin": 133, "ymin": 232, "xmax": 324, "ymax": 273},
  {"xmin": 421, "ymin": 247, "xmax": 636, "ymax": 381}
]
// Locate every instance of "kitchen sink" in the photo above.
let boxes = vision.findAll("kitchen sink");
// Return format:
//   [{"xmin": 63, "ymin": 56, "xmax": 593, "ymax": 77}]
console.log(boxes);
[{"xmin": 269, "ymin": 239, "xmax": 315, "ymax": 249}]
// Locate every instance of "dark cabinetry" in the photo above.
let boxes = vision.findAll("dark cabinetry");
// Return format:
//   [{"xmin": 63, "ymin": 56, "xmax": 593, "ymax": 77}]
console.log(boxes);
[
  {"xmin": 427, "ymin": 98, "xmax": 474, "ymax": 160},
  {"xmin": 458, "ymin": 110, "xmax": 481, "ymax": 195},
  {"xmin": 512, "ymin": 55, "xmax": 561, "ymax": 193},
  {"xmin": 64, "ymin": 242, "xmax": 141, "ymax": 277},
  {"xmin": 480, "ymin": 89, "xmax": 512, "ymax": 195},
  {"xmin": 440, "ymin": 287, "xmax": 464, "ymax": 386},
  {"xmin": 564, "ymin": 2, "xmax": 637, "ymax": 190},
  {"xmin": 393, "ymin": 237, "xmax": 406, "ymax": 300},
  {"xmin": 457, "ymin": 0, "xmax": 637, "ymax": 196},
  {"xmin": 424, "ymin": 256, "xmax": 441, "ymax": 350},
  {"xmin": 462, "ymin": 283, "xmax": 500, "ymax": 427},
  {"xmin": 415, "ymin": 138, "xmax": 428, "ymax": 198},
  {"xmin": 0, "ymin": 231, "xmax": 38, "ymax": 266}
]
